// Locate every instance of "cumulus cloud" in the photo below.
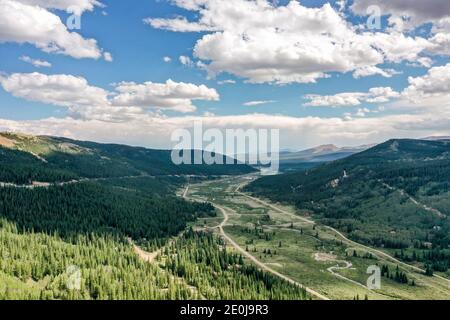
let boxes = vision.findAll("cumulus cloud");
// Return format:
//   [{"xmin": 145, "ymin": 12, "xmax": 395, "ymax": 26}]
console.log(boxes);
[
  {"xmin": 352, "ymin": 0, "xmax": 450, "ymax": 57},
  {"xmin": 355, "ymin": 108, "xmax": 371, "ymax": 117},
  {"xmin": 0, "ymin": 0, "xmax": 106, "ymax": 59},
  {"xmin": 0, "ymin": 72, "xmax": 109, "ymax": 108},
  {"xmin": 145, "ymin": 16, "xmax": 217, "ymax": 32},
  {"xmin": 179, "ymin": 55, "xmax": 194, "ymax": 67},
  {"xmin": 243, "ymin": 100, "xmax": 276, "ymax": 106},
  {"xmin": 111, "ymin": 79, "xmax": 220, "ymax": 113},
  {"xmin": 146, "ymin": 0, "xmax": 443, "ymax": 84},
  {"xmin": 353, "ymin": 66, "xmax": 401, "ymax": 79},
  {"xmin": 163, "ymin": 56, "xmax": 172, "ymax": 63},
  {"xmin": 352, "ymin": 0, "xmax": 450, "ymax": 30},
  {"xmin": 19, "ymin": 55, "xmax": 51, "ymax": 68},
  {"xmin": 304, "ymin": 87, "xmax": 400, "ymax": 107},
  {"xmin": 14, "ymin": 0, "xmax": 103, "ymax": 15},
  {"xmin": 0, "ymin": 73, "xmax": 220, "ymax": 117},
  {"xmin": 401, "ymin": 63, "xmax": 450, "ymax": 109}
]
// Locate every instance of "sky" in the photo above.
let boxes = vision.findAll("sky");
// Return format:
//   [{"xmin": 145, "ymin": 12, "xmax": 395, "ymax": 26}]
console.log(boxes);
[{"xmin": 0, "ymin": 0, "xmax": 450, "ymax": 150}]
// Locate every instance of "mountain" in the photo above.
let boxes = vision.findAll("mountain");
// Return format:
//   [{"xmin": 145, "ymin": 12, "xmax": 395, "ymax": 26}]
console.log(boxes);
[
  {"xmin": 275, "ymin": 143, "xmax": 375, "ymax": 172},
  {"xmin": 246, "ymin": 139, "xmax": 450, "ymax": 272},
  {"xmin": 0, "ymin": 132, "xmax": 256, "ymax": 184},
  {"xmin": 0, "ymin": 133, "xmax": 307, "ymax": 300},
  {"xmin": 279, "ymin": 143, "xmax": 375, "ymax": 163},
  {"xmin": 236, "ymin": 143, "xmax": 374, "ymax": 173},
  {"xmin": 0, "ymin": 131, "xmax": 258, "ymax": 240}
]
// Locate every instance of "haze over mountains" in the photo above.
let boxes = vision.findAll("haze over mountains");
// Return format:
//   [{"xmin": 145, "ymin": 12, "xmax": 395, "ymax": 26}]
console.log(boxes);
[
  {"xmin": 278, "ymin": 143, "xmax": 375, "ymax": 163},
  {"xmin": 280, "ymin": 136, "xmax": 450, "ymax": 163}
]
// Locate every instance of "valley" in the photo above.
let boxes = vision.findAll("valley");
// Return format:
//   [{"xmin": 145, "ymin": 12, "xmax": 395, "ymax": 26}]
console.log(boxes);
[
  {"xmin": 0, "ymin": 133, "xmax": 449, "ymax": 300},
  {"xmin": 0, "ymin": 133, "xmax": 306, "ymax": 300},
  {"xmin": 186, "ymin": 174, "xmax": 450, "ymax": 300}
]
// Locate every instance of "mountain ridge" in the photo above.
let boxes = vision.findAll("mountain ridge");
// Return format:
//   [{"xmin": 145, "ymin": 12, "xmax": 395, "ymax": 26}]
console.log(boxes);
[
  {"xmin": 245, "ymin": 138, "xmax": 450, "ymax": 272},
  {"xmin": 0, "ymin": 132, "xmax": 256, "ymax": 184}
]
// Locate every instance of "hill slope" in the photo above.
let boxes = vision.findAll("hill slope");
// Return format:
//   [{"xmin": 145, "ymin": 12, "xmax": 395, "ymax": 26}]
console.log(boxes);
[
  {"xmin": 246, "ymin": 139, "xmax": 450, "ymax": 273},
  {"xmin": 0, "ymin": 133, "xmax": 308, "ymax": 300},
  {"xmin": 0, "ymin": 132, "xmax": 255, "ymax": 184}
]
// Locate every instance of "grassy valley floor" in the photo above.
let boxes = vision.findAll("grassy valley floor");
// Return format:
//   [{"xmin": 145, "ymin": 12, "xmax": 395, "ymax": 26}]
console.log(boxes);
[{"xmin": 186, "ymin": 175, "xmax": 450, "ymax": 300}]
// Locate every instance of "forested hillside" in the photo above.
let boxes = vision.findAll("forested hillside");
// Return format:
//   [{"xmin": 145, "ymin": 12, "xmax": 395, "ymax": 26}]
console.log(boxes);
[
  {"xmin": 246, "ymin": 139, "xmax": 450, "ymax": 274},
  {"xmin": 0, "ymin": 132, "xmax": 310, "ymax": 300},
  {"xmin": 0, "ymin": 132, "xmax": 255, "ymax": 184},
  {"xmin": 0, "ymin": 220, "xmax": 307, "ymax": 300}
]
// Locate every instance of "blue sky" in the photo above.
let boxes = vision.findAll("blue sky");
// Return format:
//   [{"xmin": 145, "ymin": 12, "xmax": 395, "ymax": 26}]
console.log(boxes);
[{"xmin": 0, "ymin": 0, "xmax": 449, "ymax": 149}]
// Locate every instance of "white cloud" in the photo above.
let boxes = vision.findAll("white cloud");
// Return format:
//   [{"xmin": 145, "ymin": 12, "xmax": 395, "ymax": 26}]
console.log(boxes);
[
  {"xmin": 352, "ymin": 0, "xmax": 450, "ymax": 30},
  {"xmin": 243, "ymin": 100, "xmax": 275, "ymax": 106},
  {"xmin": 352, "ymin": 1, "xmax": 450, "ymax": 58},
  {"xmin": 19, "ymin": 55, "xmax": 51, "ymax": 68},
  {"xmin": 146, "ymin": 0, "xmax": 441, "ymax": 84},
  {"xmin": 163, "ymin": 56, "xmax": 172, "ymax": 63},
  {"xmin": 0, "ymin": 0, "xmax": 106, "ymax": 59},
  {"xmin": 353, "ymin": 66, "xmax": 401, "ymax": 79},
  {"xmin": 304, "ymin": 92, "xmax": 365, "ymax": 107},
  {"xmin": 0, "ymin": 72, "xmax": 109, "ymax": 108},
  {"xmin": 144, "ymin": 16, "xmax": 218, "ymax": 32},
  {"xmin": 14, "ymin": 0, "xmax": 103, "ymax": 15},
  {"xmin": 402, "ymin": 63, "xmax": 450, "ymax": 108},
  {"xmin": 103, "ymin": 52, "xmax": 113, "ymax": 62},
  {"xmin": 355, "ymin": 107, "xmax": 370, "ymax": 117},
  {"xmin": 304, "ymin": 87, "xmax": 400, "ymax": 107},
  {"xmin": 217, "ymin": 79, "xmax": 236, "ymax": 85},
  {"xmin": 0, "ymin": 73, "xmax": 220, "ymax": 117},
  {"xmin": 111, "ymin": 79, "xmax": 219, "ymax": 113},
  {"xmin": 1, "ymin": 112, "xmax": 448, "ymax": 151},
  {"xmin": 407, "ymin": 57, "xmax": 434, "ymax": 68},
  {"xmin": 179, "ymin": 55, "xmax": 194, "ymax": 67}
]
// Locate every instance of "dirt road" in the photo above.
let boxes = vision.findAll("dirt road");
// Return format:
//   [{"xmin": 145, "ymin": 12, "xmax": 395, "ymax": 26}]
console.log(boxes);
[
  {"xmin": 236, "ymin": 179, "xmax": 450, "ymax": 285},
  {"xmin": 213, "ymin": 204, "xmax": 330, "ymax": 300}
]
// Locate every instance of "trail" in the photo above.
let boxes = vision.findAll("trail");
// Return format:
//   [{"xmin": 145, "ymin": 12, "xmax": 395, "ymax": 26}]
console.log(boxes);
[
  {"xmin": 326, "ymin": 261, "xmax": 362, "ymax": 287},
  {"xmin": 131, "ymin": 241, "xmax": 159, "ymax": 263},
  {"xmin": 182, "ymin": 184, "xmax": 189, "ymax": 198},
  {"xmin": 236, "ymin": 179, "xmax": 450, "ymax": 285},
  {"xmin": 323, "ymin": 225, "xmax": 450, "ymax": 284},
  {"xmin": 235, "ymin": 183, "xmax": 314, "ymax": 225},
  {"xmin": 213, "ymin": 204, "xmax": 330, "ymax": 300},
  {"xmin": 185, "ymin": 182, "xmax": 329, "ymax": 299},
  {"xmin": 0, "ymin": 174, "xmax": 153, "ymax": 189},
  {"xmin": 382, "ymin": 182, "xmax": 446, "ymax": 218}
]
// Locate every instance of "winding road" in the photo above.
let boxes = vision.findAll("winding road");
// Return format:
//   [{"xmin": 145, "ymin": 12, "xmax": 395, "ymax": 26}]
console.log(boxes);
[
  {"xmin": 213, "ymin": 204, "xmax": 330, "ymax": 300},
  {"xmin": 236, "ymin": 179, "xmax": 450, "ymax": 285},
  {"xmin": 183, "ymin": 182, "xmax": 329, "ymax": 300}
]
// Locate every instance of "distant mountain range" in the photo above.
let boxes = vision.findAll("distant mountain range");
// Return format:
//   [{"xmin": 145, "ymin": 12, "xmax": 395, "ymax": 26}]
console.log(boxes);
[
  {"xmin": 279, "ymin": 135, "xmax": 450, "ymax": 163},
  {"xmin": 278, "ymin": 143, "xmax": 376, "ymax": 163}
]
